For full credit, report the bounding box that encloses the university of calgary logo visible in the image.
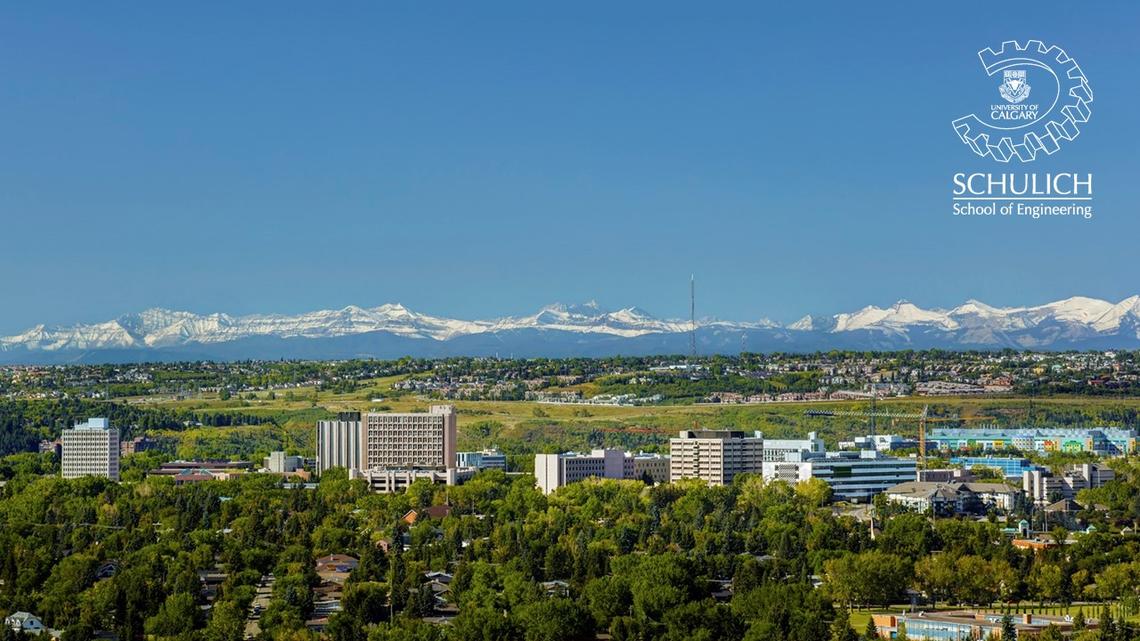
[952,40,1093,163]
[999,70,1031,103]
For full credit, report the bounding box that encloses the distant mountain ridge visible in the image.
[2,295,1139,363]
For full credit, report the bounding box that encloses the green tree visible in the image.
[830,609,859,641]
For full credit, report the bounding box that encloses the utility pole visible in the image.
[689,275,696,360]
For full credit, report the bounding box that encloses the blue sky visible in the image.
[1,2,1137,334]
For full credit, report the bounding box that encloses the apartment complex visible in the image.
[534,449,672,494]
[669,430,764,485]
[885,480,1021,515]
[929,427,1137,456]
[362,405,457,470]
[61,418,120,481]
[316,412,363,474]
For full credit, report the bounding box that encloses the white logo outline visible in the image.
[952,40,1093,163]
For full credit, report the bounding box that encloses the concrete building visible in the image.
[839,433,918,452]
[1023,463,1115,505]
[626,452,671,484]
[316,412,363,474]
[929,427,1137,456]
[669,430,764,485]
[120,434,163,457]
[762,432,825,462]
[533,449,671,494]
[535,449,626,494]
[762,450,916,503]
[61,418,120,481]
[264,451,303,473]
[456,448,507,470]
[363,405,457,470]
[351,467,474,494]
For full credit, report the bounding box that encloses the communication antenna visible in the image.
[689,275,696,360]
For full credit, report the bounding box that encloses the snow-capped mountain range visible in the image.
[2,296,1139,363]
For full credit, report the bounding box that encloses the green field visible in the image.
[118,375,1140,464]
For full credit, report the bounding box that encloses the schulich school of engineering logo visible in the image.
[952,39,1093,163]
[950,39,1096,221]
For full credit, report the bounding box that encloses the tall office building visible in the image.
[316,412,363,474]
[362,405,457,470]
[61,418,120,481]
[669,430,764,485]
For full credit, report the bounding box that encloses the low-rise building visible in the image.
[885,480,1021,515]
[456,449,507,470]
[535,449,626,495]
[1023,463,1114,505]
[4,611,46,635]
[350,467,475,493]
[874,611,1091,640]
[264,451,303,474]
[763,450,916,503]
[930,427,1136,456]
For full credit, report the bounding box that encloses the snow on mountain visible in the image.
[3,295,1140,359]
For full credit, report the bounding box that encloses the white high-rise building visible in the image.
[61,418,120,481]
[669,430,764,485]
[316,412,363,474]
[362,405,457,470]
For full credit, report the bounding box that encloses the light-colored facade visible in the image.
[61,418,120,481]
[669,430,764,485]
[762,432,825,462]
[534,449,671,494]
[1023,463,1114,505]
[626,452,671,484]
[351,467,474,493]
[316,412,363,474]
[762,450,916,503]
[535,449,626,494]
[363,405,457,470]
[264,451,303,473]
[456,448,507,470]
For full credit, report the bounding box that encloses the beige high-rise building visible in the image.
[362,405,457,470]
[669,429,763,485]
[61,418,120,481]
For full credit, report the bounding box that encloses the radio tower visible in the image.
[689,275,696,360]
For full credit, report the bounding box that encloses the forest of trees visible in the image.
[5,457,1140,641]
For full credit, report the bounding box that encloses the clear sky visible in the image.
[1,2,1137,334]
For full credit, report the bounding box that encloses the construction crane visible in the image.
[805,403,996,469]
[805,402,931,467]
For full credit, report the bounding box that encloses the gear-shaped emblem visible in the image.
[952,40,1093,163]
